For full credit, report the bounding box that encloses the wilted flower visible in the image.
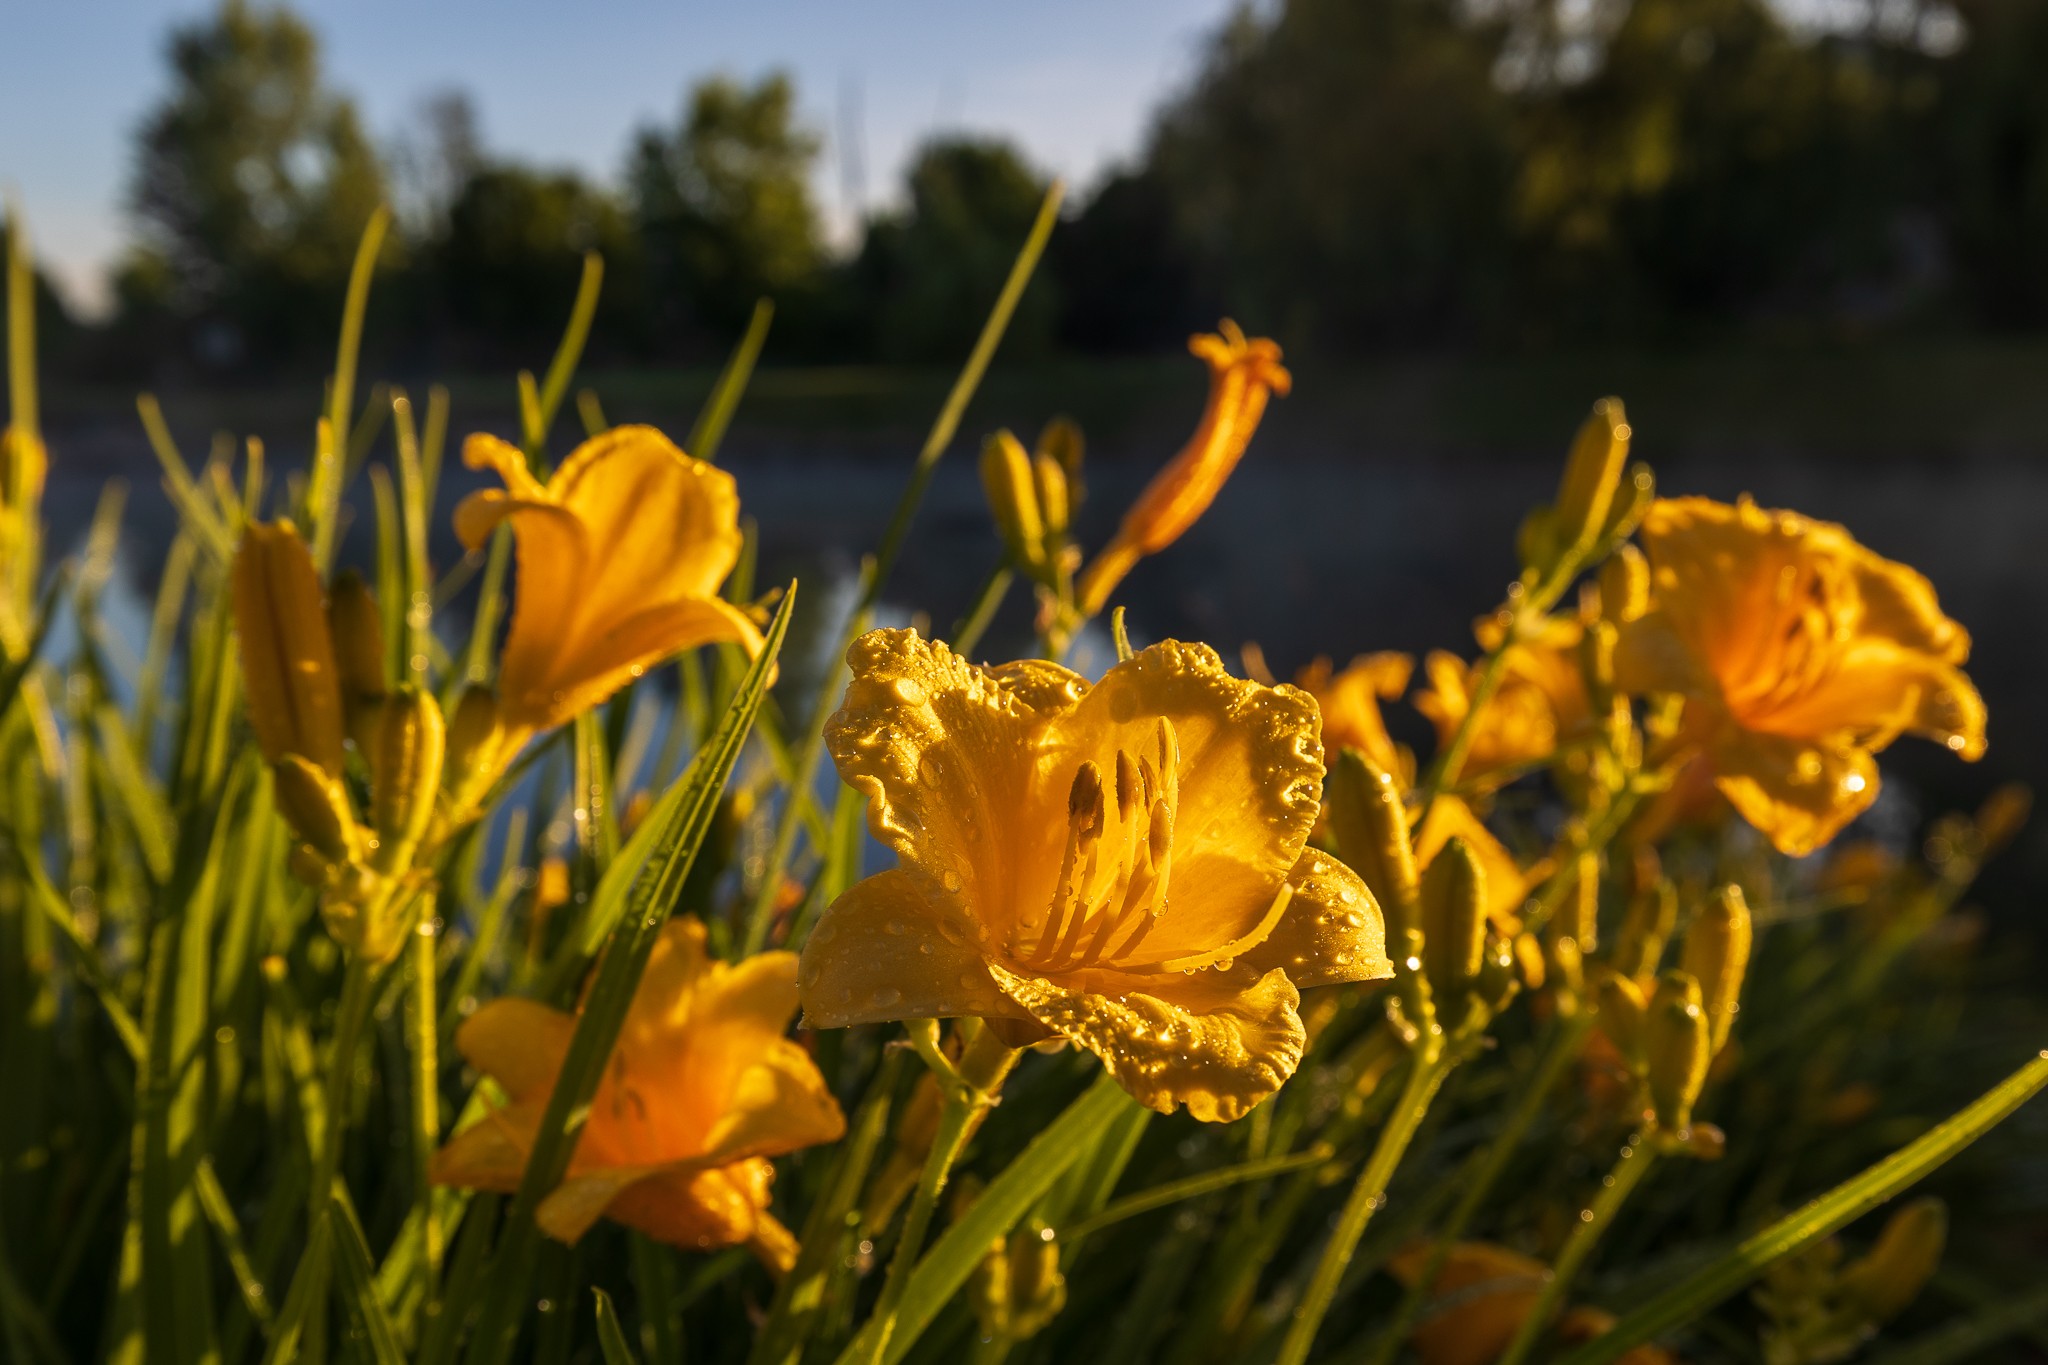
[1616,497,1985,856]
[454,425,765,741]
[799,630,1391,1122]
[432,917,845,1269]
[1297,652,1415,786]
[1075,323,1290,616]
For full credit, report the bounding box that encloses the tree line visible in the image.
[26,0,2048,378]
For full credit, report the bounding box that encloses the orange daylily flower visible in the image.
[1415,616,1589,789]
[1615,497,1985,857]
[1389,1241,1679,1365]
[1075,323,1290,616]
[454,425,765,739]
[798,630,1391,1123]
[1297,653,1415,787]
[431,917,844,1269]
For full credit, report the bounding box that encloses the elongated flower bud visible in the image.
[1033,453,1070,539]
[1681,885,1752,1055]
[971,1220,1066,1341]
[1647,970,1710,1134]
[272,754,356,863]
[328,569,387,703]
[1560,849,1600,955]
[1600,464,1656,543]
[1599,543,1650,623]
[1594,968,1647,1070]
[1614,879,1678,982]
[1974,783,2031,857]
[371,685,446,873]
[1554,398,1631,559]
[1838,1198,1946,1324]
[980,431,1047,574]
[1421,836,1486,1004]
[1037,415,1084,498]
[233,520,346,778]
[1326,749,1420,948]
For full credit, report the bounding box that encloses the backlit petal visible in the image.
[453,998,576,1101]
[1414,797,1541,928]
[800,868,1014,1027]
[699,1039,850,1163]
[1713,728,1878,858]
[430,1101,541,1193]
[547,426,742,604]
[507,596,765,733]
[603,1160,774,1254]
[1058,641,1323,962]
[987,959,1304,1123]
[1238,848,1393,989]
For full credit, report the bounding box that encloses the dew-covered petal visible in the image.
[1236,848,1392,989]
[987,959,1304,1123]
[825,630,1044,927]
[1712,728,1879,858]
[799,868,1014,1027]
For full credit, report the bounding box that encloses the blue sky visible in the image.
[0,0,1238,315]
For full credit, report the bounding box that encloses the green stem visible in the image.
[409,924,444,1314]
[1276,1040,1455,1365]
[858,1023,1018,1365]
[949,565,1014,659]
[1362,1011,1597,1365]
[1497,1136,1659,1365]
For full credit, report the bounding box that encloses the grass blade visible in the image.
[687,297,774,464]
[592,1288,638,1365]
[1556,1050,2048,1365]
[331,1191,406,1365]
[462,585,796,1365]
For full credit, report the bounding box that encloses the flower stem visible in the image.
[859,1022,1019,1365]
[1276,1039,1455,1365]
[949,565,1014,659]
[1360,1010,1596,1365]
[1496,1134,1660,1365]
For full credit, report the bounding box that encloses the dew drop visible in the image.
[941,869,963,892]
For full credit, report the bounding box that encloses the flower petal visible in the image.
[453,998,576,1101]
[1058,641,1324,962]
[1237,848,1392,989]
[987,960,1304,1123]
[825,630,1045,929]
[1299,653,1413,784]
[601,1159,775,1254]
[1613,607,1716,699]
[1848,539,1972,663]
[1414,797,1541,928]
[1712,728,1878,858]
[506,595,766,732]
[699,1039,849,1163]
[548,425,742,604]
[799,868,1015,1027]
[1752,641,1986,760]
[429,1101,541,1193]
[462,432,548,500]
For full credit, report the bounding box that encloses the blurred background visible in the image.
[7,0,2048,911]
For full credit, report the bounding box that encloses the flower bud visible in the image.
[442,684,510,820]
[232,520,346,778]
[1421,836,1487,1004]
[1680,885,1751,1056]
[1553,398,1631,560]
[272,754,357,864]
[1033,453,1070,539]
[1037,415,1084,497]
[1599,543,1651,624]
[971,1219,1068,1341]
[1838,1198,1946,1324]
[1594,968,1647,1071]
[1545,931,1583,1003]
[980,430,1048,575]
[371,685,445,873]
[1600,464,1656,543]
[1614,879,1678,982]
[1646,970,1710,1134]
[1325,749,1421,949]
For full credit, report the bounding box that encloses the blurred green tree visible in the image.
[850,136,1058,361]
[124,0,387,366]
[1935,0,2048,326]
[628,73,824,344]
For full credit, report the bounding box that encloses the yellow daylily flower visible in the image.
[1389,1242,1680,1365]
[1615,496,1986,857]
[453,425,765,741]
[431,917,844,1270]
[1297,653,1415,788]
[1415,616,1589,789]
[799,630,1391,1123]
[1075,323,1291,616]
